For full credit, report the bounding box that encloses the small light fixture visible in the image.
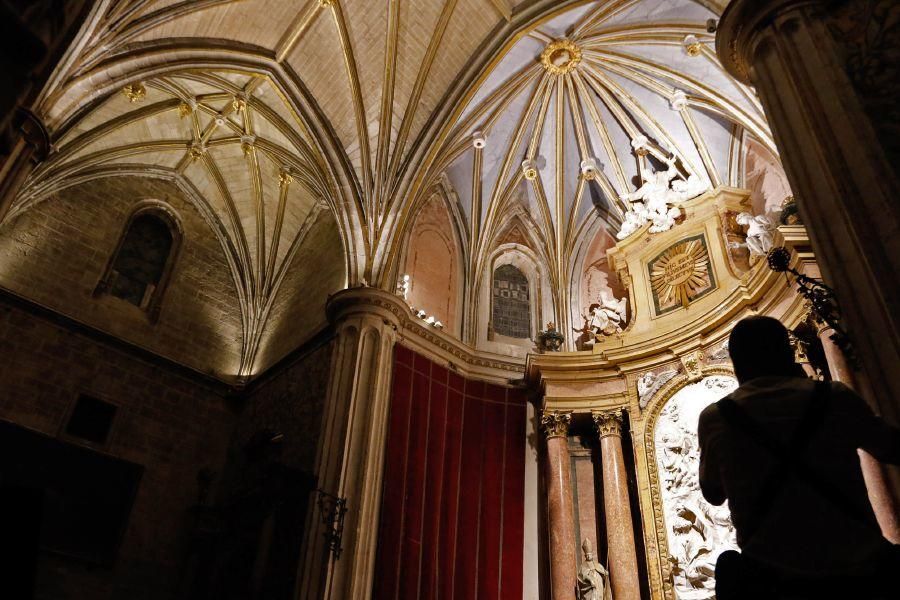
[631,135,650,157]
[580,158,599,180]
[522,159,538,180]
[683,35,702,57]
[670,90,688,111]
[472,131,486,149]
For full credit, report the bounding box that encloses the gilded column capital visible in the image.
[541,410,572,439]
[593,410,624,438]
[716,0,819,83]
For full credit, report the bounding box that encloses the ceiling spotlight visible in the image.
[522,159,538,180]
[631,135,650,156]
[670,90,688,111]
[472,131,486,149]
[683,34,702,57]
[580,158,599,180]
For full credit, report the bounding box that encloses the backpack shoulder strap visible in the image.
[715,382,856,540]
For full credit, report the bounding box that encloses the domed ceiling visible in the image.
[434,0,775,272]
[4,0,775,377]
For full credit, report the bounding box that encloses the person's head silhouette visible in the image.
[728,316,806,384]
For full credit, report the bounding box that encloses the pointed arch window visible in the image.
[96,203,181,320]
[492,264,531,339]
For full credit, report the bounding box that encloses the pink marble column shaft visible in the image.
[595,411,641,600]
[542,411,577,600]
[817,324,900,543]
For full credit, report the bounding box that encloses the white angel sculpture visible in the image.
[585,291,628,342]
[729,211,777,256]
[617,155,709,239]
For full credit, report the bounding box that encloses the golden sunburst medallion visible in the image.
[649,236,715,313]
[541,39,582,75]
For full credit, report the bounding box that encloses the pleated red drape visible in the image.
[374,345,527,600]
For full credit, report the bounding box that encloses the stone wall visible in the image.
[0,176,244,379]
[0,299,237,600]
[183,338,334,600]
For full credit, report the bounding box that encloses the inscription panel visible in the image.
[648,234,716,315]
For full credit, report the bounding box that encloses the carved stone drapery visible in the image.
[653,376,739,599]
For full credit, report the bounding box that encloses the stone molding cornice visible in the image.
[541,410,572,439]
[593,410,624,438]
[716,0,819,83]
[326,287,525,383]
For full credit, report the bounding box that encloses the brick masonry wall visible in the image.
[0,300,238,600]
[0,176,244,379]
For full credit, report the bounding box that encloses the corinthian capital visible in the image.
[593,410,624,438]
[541,410,572,439]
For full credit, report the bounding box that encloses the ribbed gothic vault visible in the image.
[3,0,777,379]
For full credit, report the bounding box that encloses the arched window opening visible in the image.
[492,264,531,339]
[97,208,180,319]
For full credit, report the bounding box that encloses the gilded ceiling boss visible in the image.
[0,1,896,599]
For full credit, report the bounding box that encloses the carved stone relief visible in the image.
[654,376,739,599]
[638,369,679,410]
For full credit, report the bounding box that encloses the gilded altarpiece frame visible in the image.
[647,234,717,316]
[631,366,736,600]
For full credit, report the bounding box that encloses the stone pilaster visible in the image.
[297,287,403,600]
[717,0,900,423]
[0,109,49,222]
[541,410,577,600]
[594,410,640,600]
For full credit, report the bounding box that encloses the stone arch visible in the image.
[400,191,464,336]
[95,199,183,321]
[570,217,629,348]
[640,366,738,600]
[477,243,551,357]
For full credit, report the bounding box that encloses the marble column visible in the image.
[541,410,576,600]
[717,0,900,423]
[816,321,900,543]
[297,287,402,600]
[594,410,640,600]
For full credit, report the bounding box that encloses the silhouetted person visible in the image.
[698,316,900,599]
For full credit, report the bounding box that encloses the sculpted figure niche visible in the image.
[578,262,628,347]
[654,377,739,599]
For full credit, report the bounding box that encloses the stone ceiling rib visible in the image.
[17,0,759,374]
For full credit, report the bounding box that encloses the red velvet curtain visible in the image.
[374,345,527,599]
